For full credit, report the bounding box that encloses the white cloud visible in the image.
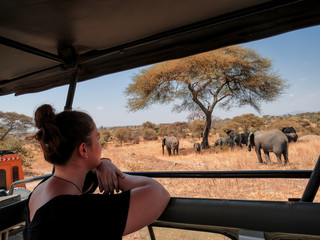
[97,106,104,110]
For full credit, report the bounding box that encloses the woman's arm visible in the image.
[119,174,170,236]
[93,158,170,234]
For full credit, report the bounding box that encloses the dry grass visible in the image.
[24,137,320,240]
[101,137,320,201]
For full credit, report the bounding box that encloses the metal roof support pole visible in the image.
[64,66,80,111]
[0,36,63,63]
[300,155,320,202]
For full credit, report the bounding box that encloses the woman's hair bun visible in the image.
[34,104,56,129]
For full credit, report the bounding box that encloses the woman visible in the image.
[24,104,170,239]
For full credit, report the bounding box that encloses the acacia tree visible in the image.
[0,111,33,141]
[125,46,286,148]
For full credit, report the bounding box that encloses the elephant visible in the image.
[247,129,288,164]
[282,127,298,142]
[240,131,250,146]
[193,143,201,153]
[214,137,234,149]
[162,136,179,156]
[225,130,242,148]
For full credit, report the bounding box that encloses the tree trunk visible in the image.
[201,113,212,149]
[0,127,12,141]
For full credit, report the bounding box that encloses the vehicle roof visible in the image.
[0,0,319,96]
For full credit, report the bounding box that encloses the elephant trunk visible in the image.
[248,145,251,152]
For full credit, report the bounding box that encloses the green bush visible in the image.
[0,136,34,168]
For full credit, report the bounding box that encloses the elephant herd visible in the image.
[162,127,298,164]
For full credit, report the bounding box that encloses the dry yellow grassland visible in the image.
[26,137,320,201]
[24,137,320,240]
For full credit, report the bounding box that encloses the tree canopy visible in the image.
[125,45,286,148]
[0,111,33,141]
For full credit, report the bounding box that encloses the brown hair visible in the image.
[33,104,94,165]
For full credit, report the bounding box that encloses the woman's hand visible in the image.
[94,158,124,194]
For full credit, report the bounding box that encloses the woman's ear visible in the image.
[78,143,88,158]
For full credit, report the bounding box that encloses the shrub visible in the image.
[99,129,112,147]
[157,124,170,137]
[0,136,34,168]
[171,122,189,138]
[131,129,141,144]
[142,121,156,130]
[190,120,205,138]
[113,128,132,146]
[141,128,158,141]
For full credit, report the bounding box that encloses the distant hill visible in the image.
[283,110,306,115]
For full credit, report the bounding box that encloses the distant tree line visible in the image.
[99,111,320,146]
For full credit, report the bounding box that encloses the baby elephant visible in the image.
[193,143,201,153]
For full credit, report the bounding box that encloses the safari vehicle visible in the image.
[0,151,28,239]
[0,150,26,191]
[1,0,320,239]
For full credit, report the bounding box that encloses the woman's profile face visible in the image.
[87,124,102,168]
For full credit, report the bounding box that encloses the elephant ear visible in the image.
[225,129,232,135]
[249,132,255,146]
[290,127,296,133]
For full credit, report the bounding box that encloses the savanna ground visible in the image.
[23,136,320,240]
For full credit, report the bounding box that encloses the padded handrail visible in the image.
[156,197,320,236]
[127,170,312,179]
[0,199,26,232]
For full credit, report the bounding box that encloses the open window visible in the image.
[12,166,19,183]
[0,169,6,190]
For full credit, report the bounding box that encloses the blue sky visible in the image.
[0,25,319,127]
